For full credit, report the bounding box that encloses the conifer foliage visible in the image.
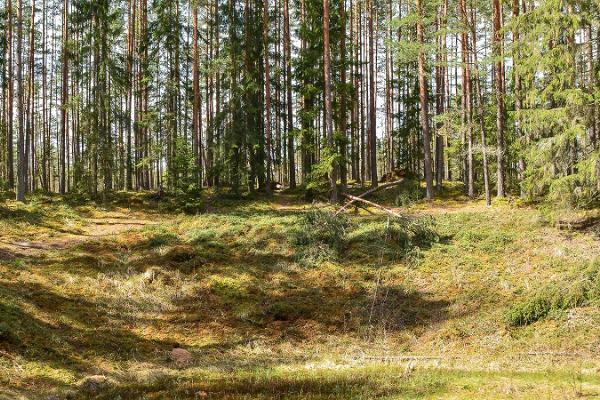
[0,0,598,206]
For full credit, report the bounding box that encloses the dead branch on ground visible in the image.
[335,179,404,216]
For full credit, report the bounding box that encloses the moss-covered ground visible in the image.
[1,185,600,399]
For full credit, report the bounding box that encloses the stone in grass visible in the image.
[170,347,193,367]
[76,375,115,394]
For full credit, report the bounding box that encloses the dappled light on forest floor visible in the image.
[1,190,600,398]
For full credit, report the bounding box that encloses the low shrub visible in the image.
[293,210,350,266]
[505,292,555,327]
[507,260,600,327]
[347,216,438,264]
[138,226,179,249]
[0,321,16,343]
[393,178,423,206]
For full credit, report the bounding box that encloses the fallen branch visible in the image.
[340,192,404,219]
[556,216,600,231]
[360,355,445,361]
[525,351,578,357]
[335,180,404,215]
[353,202,377,215]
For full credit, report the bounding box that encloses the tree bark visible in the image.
[493,0,506,197]
[368,0,378,187]
[16,0,26,201]
[323,0,337,202]
[416,0,434,200]
[264,0,273,194]
[59,0,68,195]
[283,0,295,188]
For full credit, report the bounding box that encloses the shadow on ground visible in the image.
[0,203,452,399]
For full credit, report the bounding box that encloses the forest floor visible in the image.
[1,185,600,399]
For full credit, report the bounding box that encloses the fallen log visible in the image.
[335,179,404,216]
[340,192,404,219]
[556,216,600,231]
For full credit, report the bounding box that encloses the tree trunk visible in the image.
[339,0,348,190]
[192,4,202,187]
[59,0,68,195]
[283,0,295,188]
[368,0,378,187]
[6,0,14,189]
[470,8,491,206]
[16,0,26,201]
[416,0,433,200]
[493,0,506,197]
[126,0,135,190]
[435,0,448,191]
[459,0,473,198]
[264,0,273,194]
[27,0,35,192]
[512,0,525,197]
[323,0,337,202]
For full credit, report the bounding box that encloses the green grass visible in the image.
[1,187,600,399]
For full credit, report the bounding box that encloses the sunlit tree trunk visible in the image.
[59,0,68,195]
[323,0,337,202]
[416,0,433,200]
[6,0,14,189]
[493,0,506,197]
[368,0,377,187]
[283,0,295,188]
[16,0,26,201]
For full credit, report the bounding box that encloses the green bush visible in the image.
[345,216,438,264]
[406,216,438,247]
[293,210,349,266]
[265,301,309,321]
[138,226,179,248]
[505,293,554,327]
[0,321,17,343]
[393,178,423,206]
[507,263,600,327]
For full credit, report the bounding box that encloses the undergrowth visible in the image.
[506,260,600,326]
[2,190,600,398]
[293,210,350,266]
[293,210,439,267]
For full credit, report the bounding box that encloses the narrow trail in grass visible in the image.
[0,210,159,257]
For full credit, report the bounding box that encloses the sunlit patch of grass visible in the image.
[0,195,86,241]
[91,365,600,399]
[2,190,600,398]
[97,364,451,399]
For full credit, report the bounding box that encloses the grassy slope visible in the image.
[1,187,599,399]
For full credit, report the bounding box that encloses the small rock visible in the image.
[77,375,114,394]
[142,267,162,284]
[170,347,193,366]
